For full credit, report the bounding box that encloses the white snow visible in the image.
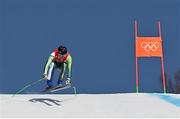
[0,93,180,118]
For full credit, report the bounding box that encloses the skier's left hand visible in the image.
[66,78,71,85]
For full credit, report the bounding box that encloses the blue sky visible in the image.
[0,0,180,94]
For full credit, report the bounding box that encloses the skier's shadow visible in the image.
[29,98,61,106]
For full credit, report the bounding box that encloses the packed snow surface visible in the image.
[0,93,180,118]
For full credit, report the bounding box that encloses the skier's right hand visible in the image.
[42,74,48,80]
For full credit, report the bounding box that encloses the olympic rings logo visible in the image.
[141,41,160,52]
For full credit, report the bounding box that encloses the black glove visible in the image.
[42,74,48,80]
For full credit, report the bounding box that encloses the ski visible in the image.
[50,85,71,92]
[41,85,71,93]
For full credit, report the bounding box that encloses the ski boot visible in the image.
[57,79,63,87]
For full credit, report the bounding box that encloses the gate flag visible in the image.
[136,37,163,57]
[135,20,166,94]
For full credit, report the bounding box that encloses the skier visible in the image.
[42,45,72,90]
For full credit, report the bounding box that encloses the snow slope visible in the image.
[0,93,180,118]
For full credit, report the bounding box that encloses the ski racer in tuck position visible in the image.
[42,45,72,90]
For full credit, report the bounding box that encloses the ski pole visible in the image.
[12,78,44,97]
[73,86,77,96]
